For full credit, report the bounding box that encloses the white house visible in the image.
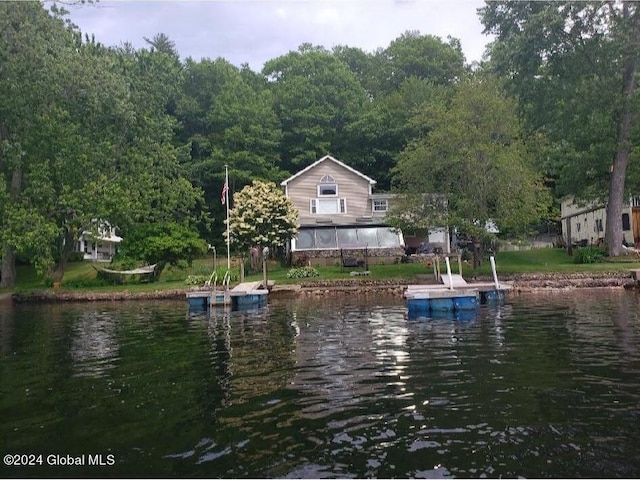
[560,196,640,247]
[76,222,122,262]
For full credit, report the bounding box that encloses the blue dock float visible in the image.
[480,288,507,304]
[186,291,212,310]
[404,281,510,320]
[230,289,268,309]
[405,288,479,314]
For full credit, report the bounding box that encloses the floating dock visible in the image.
[187,280,271,311]
[404,255,509,319]
[229,281,268,309]
[186,290,230,309]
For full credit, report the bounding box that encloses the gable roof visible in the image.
[280,155,377,186]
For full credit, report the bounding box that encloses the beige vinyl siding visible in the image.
[560,196,633,245]
[287,162,372,225]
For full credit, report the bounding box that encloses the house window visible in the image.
[595,219,603,232]
[318,184,337,196]
[296,229,315,249]
[316,228,337,248]
[310,198,346,214]
[622,213,631,230]
[318,174,337,196]
[373,199,388,212]
[294,226,403,251]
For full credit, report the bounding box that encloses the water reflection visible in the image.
[2,292,640,478]
[70,311,118,377]
[289,302,409,420]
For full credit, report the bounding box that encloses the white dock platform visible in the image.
[405,280,511,307]
[405,281,512,295]
[229,281,266,296]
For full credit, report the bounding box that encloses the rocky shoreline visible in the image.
[4,271,638,304]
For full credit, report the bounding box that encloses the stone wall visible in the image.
[292,247,406,267]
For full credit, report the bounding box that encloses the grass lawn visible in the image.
[2,247,640,294]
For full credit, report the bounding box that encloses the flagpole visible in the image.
[225,164,231,272]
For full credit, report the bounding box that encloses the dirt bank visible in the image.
[6,271,638,304]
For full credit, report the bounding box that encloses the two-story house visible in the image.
[76,221,122,262]
[281,155,447,266]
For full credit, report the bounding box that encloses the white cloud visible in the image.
[66,0,493,70]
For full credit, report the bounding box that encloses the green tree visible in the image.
[0,3,204,286]
[481,1,640,256]
[393,75,550,263]
[375,31,466,96]
[332,45,380,98]
[116,222,208,279]
[262,44,368,171]
[0,2,90,286]
[227,180,298,255]
[177,58,284,244]
[348,77,452,190]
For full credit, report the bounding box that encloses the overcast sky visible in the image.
[66,0,493,72]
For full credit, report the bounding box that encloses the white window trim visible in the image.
[310,197,347,214]
[320,174,335,183]
[317,184,338,197]
[373,199,388,213]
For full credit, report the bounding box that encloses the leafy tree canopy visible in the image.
[480,0,640,255]
[117,222,208,278]
[262,44,368,172]
[393,74,550,238]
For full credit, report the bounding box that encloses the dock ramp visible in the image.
[230,281,265,295]
[441,274,468,288]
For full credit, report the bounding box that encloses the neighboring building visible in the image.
[280,155,448,266]
[560,196,640,247]
[76,222,122,262]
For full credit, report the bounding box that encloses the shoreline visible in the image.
[5,271,638,304]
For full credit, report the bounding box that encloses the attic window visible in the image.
[318,175,337,196]
[318,184,337,196]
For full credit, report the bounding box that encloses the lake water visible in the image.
[1,290,640,478]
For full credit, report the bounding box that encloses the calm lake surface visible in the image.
[1,290,640,478]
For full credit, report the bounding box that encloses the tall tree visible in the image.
[481,1,640,256]
[348,77,452,190]
[0,4,204,285]
[393,75,550,264]
[374,31,466,96]
[262,44,368,171]
[177,58,284,245]
[0,2,80,286]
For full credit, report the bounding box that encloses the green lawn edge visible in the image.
[2,248,640,295]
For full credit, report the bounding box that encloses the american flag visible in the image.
[221,179,228,205]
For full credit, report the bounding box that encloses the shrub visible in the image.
[574,246,605,264]
[184,269,240,285]
[184,275,208,286]
[286,266,320,279]
[68,251,85,262]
